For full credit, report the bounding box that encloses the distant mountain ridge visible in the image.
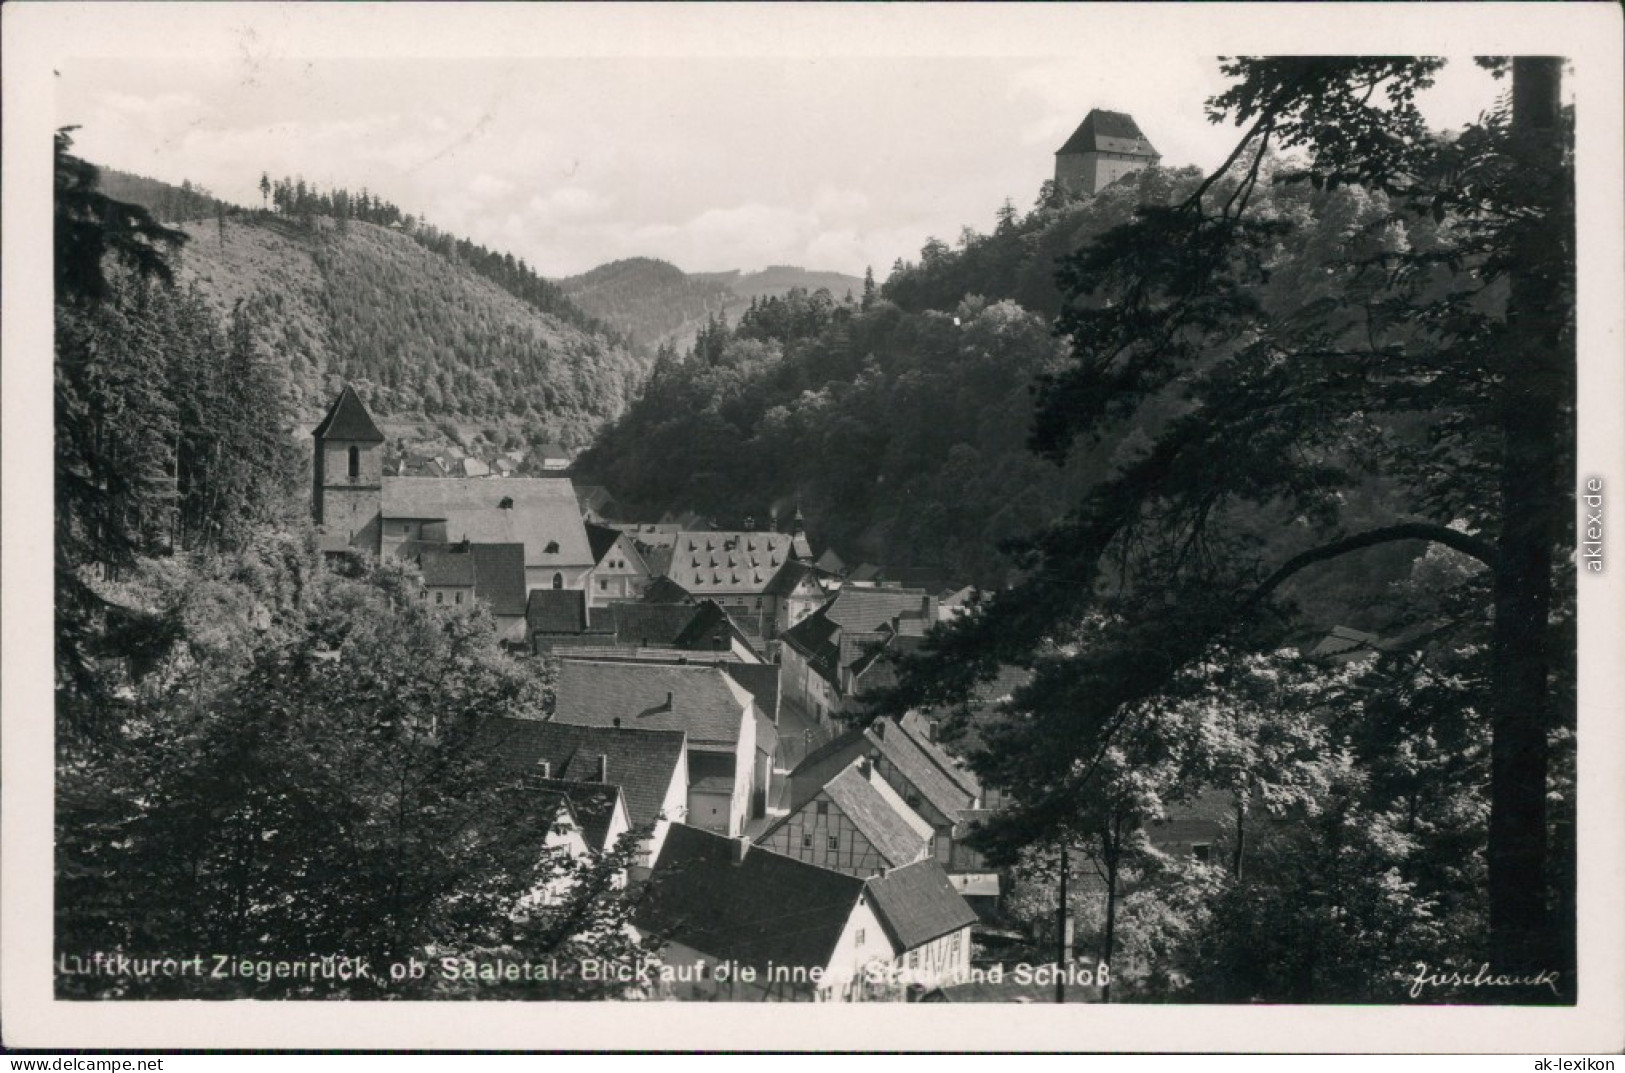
[562,258,863,354]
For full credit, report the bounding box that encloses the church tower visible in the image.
[1054,109,1161,197]
[311,384,385,553]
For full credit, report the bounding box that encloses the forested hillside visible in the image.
[97,171,650,453]
[575,160,1438,601]
[562,258,864,354]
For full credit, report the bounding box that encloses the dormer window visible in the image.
[500,496,514,509]
[545,540,560,554]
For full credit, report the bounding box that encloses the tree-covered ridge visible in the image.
[575,160,1445,596]
[166,209,648,447]
[562,258,866,356]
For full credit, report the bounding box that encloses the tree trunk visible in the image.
[1487,56,1566,973]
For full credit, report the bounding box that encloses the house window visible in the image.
[802,834,813,849]
[855,929,865,947]
[434,592,443,605]
[908,950,918,969]
[552,573,563,589]
[827,835,839,851]
[600,579,608,591]
[815,801,829,816]
[1192,843,1212,863]
[454,592,463,605]
[347,446,359,478]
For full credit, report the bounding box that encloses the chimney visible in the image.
[872,720,886,741]
[537,760,551,779]
[732,837,750,865]
[612,716,622,729]
[665,690,674,711]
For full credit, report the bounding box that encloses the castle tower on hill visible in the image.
[311,383,386,552]
[1054,108,1161,197]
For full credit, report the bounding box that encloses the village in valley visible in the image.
[50,44,1583,1016]
[293,113,1237,1002]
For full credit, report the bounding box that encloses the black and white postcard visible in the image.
[3,1,1622,1054]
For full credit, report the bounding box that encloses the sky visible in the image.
[53,10,1512,280]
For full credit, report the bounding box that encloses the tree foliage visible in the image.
[881,58,1574,996]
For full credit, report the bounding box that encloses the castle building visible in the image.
[311,386,595,633]
[1054,108,1160,197]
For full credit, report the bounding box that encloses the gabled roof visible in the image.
[585,522,624,566]
[382,478,592,569]
[817,764,931,867]
[719,662,779,723]
[672,600,758,656]
[468,543,527,617]
[825,588,937,632]
[814,549,846,575]
[528,589,591,634]
[312,385,385,443]
[864,858,978,952]
[475,716,686,833]
[556,660,754,749]
[636,825,866,975]
[533,777,625,852]
[1056,108,1159,159]
[790,721,976,820]
[670,531,797,595]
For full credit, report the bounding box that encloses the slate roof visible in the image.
[672,600,757,655]
[814,549,846,575]
[532,777,625,852]
[555,660,754,750]
[670,531,797,595]
[864,858,978,952]
[474,716,686,833]
[419,548,476,586]
[641,545,675,579]
[719,662,780,724]
[528,589,591,634]
[381,477,592,569]
[636,824,867,976]
[1056,108,1160,159]
[312,385,385,443]
[468,543,527,617]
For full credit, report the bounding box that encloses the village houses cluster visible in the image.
[298,110,1222,1003]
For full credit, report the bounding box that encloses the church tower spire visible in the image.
[312,384,386,553]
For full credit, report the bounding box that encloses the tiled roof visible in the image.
[418,548,476,586]
[637,577,695,606]
[814,549,846,575]
[468,543,527,617]
[819,764,930,867]
[636,824,866,976]
[555,660,754,749]
[864,858,978,952]
[528,589,590,634]
[672,601,755,655]
[533,777,625,852]
[670,531,797,595]
[312,385,385,443]
[474,716,685,833]
[641,546,675,578]
[381,478,592,569]
[1056,108,1159,159]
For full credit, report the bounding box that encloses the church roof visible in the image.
[382,477,592,569]
[1056,109,1159,159]
[312,385,385,443]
